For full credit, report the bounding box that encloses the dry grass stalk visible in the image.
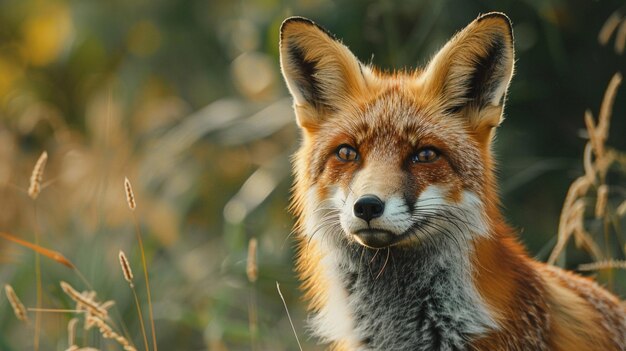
[119,251,134,286]
[100,300,115,311]
[67,317,78,347]
[578,259,626,272]
[276,282,303,351]
[617,200,626,217]
[60,281,108,319]
[597,73,621,143]
[28,151,48,199]
[615,19,626,54]
[599,7,626,54]
[582,141,595,183]
[247,238,259,350]
[124,177,136,211]
[548,177,591,265]
[87,316,137,351]
[572,227,603,262]
[549,73,623,265]
[247,238,258,283]
[595,185,609,218]
[119,250,150,351]
[598,11,623,45]
[124,178,157,351]
[4,284,28,322]
[0,232,75,269]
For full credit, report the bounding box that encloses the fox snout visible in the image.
[352,194,385,222]
[340,183,415,249]
[351,194,392,248]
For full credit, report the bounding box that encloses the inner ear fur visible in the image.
[422,12,515,132]
[279,17,369,129]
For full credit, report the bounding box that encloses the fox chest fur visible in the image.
[308,238,550,351]
[279,13,626,351]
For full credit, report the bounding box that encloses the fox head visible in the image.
[281,13,514,250]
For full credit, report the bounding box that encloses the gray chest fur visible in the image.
[335,246,496,351]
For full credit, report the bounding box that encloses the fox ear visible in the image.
[280,17,368,129]
[422,12,514,131]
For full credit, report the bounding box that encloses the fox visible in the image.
[278,12,626,351]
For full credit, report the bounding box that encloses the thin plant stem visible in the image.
[248,285,258,351]
[132,213,157,351]
[276,282,302,351]
[27,308,83,313]
[33,203,42,351]
[131,286,150,351]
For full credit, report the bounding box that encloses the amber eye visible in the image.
[336,144,359,162]
[411,147,440,163]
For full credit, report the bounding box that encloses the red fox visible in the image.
[279,12,626,351]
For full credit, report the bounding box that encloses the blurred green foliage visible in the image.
[0,0,625,350]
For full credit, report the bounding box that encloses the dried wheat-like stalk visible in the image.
[124,177,136,211]
[615,19,626,54]
[247,238,259,350]
[124,177,157,351]
[4,284,28,322]
[549,73,623,265]
[548,177,591,264]
[0,231,75,269]
[28,151,48,199]
[119,250,149,351]
[595,185,609,218]
[578,259,626,271]
[598,73,621,143]
[119,251,134,286]
[247,238,258,283]
[582,141,595,183]
[567,200,602,261]
[598,10,623,45]
[100,300,115,311]
[599,6,626,54]
[87,316,137,351]
[67,317,78,347]
[617,200,626,217]
[60,281,108,319]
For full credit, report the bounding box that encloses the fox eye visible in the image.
[336,144,359,162]
[411,147,440,163]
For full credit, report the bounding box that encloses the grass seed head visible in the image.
[247,238,258,282]
[86,316,137,351]
[4,284,28,322]
[124,177,136,210]
[118,250,134,286]
[28,151,48,200]
[60,281,107,319]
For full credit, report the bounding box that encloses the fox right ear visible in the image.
[279,17,369,129]
[421,13,515,133]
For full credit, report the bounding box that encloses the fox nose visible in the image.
[353,195,385,222]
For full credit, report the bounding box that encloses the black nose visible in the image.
[353,195,385,222]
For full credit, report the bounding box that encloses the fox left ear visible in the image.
[279,17,369,130]
[422,12,514,133]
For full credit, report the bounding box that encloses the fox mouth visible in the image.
[353,228,409,249]
[352,218,432,249]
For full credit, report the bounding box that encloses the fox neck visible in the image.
[327,238,498,350]
[296,191,524,350]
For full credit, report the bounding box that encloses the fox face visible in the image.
[280,14,626,351]
[281,14,514,251]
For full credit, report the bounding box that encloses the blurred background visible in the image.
[0,0,625,350]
